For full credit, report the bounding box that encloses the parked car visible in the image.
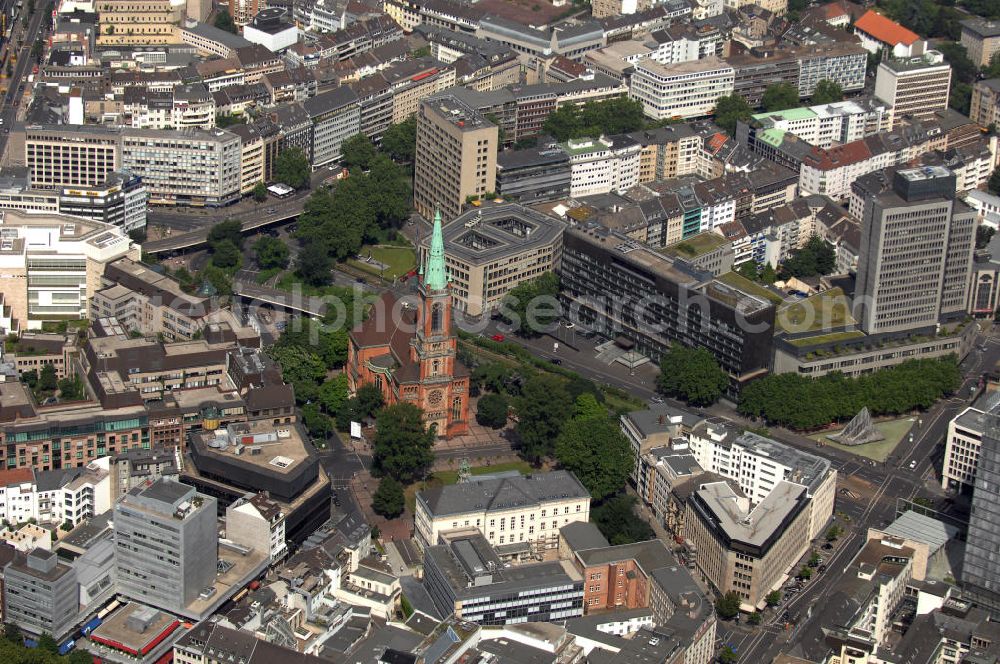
[491,334,505,342]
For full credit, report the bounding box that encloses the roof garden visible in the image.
[715,270,785,305]
[776,288,855,334]
[787,330,866,347]
[661,231,729,259]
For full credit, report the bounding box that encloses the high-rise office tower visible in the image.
[114,478,218,614]
[964,402,1000,614]
[853,166,975,335]
[413,94,498,221]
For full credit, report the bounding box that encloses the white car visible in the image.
[909,460,917,470]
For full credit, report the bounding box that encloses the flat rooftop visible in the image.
[661,231,730,260]
[423,202,565,264]
[90,603,181,655]
[692,480,809,550]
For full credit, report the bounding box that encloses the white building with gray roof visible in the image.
[414,470,590,552]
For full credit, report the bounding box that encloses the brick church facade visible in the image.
[346,211,470,438]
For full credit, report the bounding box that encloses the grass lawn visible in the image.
[715,271,785,305]
[662,231,729,259]
[788,330,866,347]
[777,288,854,334]
[348,245,417,281]
[808,416,916,462]
[405,461,536,512]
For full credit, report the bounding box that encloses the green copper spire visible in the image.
[424,208,447,291]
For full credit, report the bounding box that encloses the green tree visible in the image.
[718,645,738,664]
[715,591,742,619]
[808,551,821,567]
[363,154,412,231]
[977,226,996,250]
[268,344,325,403]
[515,373,573,463]
[984,52,1000,78]
[936,42,976,83]
[211,239,242,270]
[3,622,22,644]
[657,345,729,406]
[36,633,58,655]
[214,10,238,34]
[555,395,633,501]
[301,403,333,440]
[714,94,753,135]
[990,167,1000,195]
[318,373,350,415]
[296,243,332,286]
[373,402,435,483]
[355,383,385,419]
[811,79,843,104]
[68,650,95,664]
[372,476,405,518]
[297,178,373,260]
[748,611,763,625]
[208,219,243,249]
[798,565,813,580]
[341,133,377,172]
[56,376,83,401]
[541,97,647,141]
[779,235,836,278]
[500,272,560,337]
[39,363,57,392]
[766,590,782,607]
[762,83,800,112]
[253,181,268,202]
[274,147,311,189]
[591,494,654,545]
[381,117,417,163]
[476,392,509,428]
[253,235,290,270]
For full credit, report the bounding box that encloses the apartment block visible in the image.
[302,86,361,169]
[740,100,891,150]
[95,0,183,46]
[423,532,584,625]
[0,461,112,527]
[961,18,1000,68]
[58,171,148,234]
[0,209,137,331]
[563,135,641,198]
[414,470,591,551]
[225,492,287,563]
[3,548,78,640]
[685,480,813,610]
[971,79,1000,130]
[414,94,498,220]
[875,52,952,128]
[686,422,836,539]
[629,57,735,120]
[853,166,975,335]
[942,398,993,492]
[495,144,571,203]
[559,224,776,391]
[416,202,564,317]
[114,478,218,614]
[24,125,122,189]
[121,127,242,206]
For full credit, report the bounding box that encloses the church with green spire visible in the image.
[345,209,470,438]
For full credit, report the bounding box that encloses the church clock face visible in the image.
[428,390,443,406]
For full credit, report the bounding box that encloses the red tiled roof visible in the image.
[0,467,34,487]
[854,10,920,47]
[803,139,873,170]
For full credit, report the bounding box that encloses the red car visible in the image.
[491,334,505,342]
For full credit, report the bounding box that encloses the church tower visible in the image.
[411,209,468,436]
